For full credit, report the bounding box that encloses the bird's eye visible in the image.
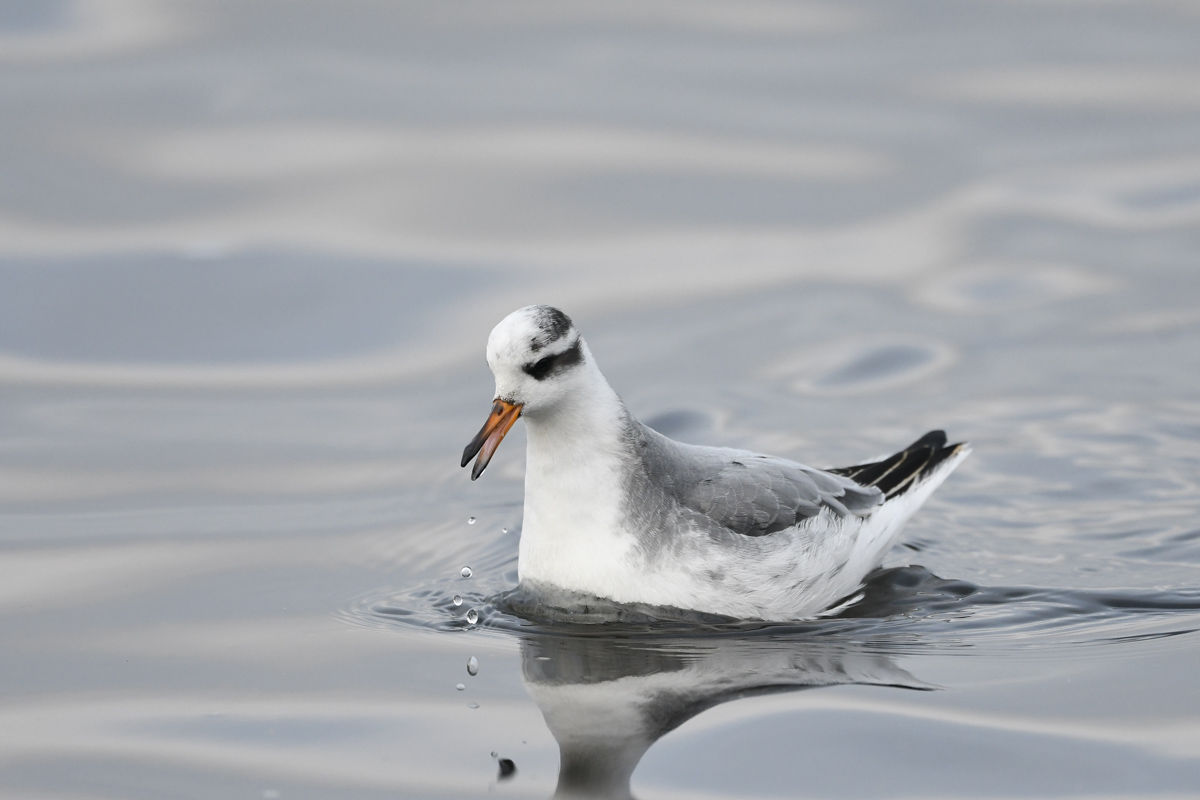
[525,354,556,380]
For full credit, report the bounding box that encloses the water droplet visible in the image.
[467,656,479,676]
[468,702,479,709]
[490,751,498,758]
[466,609,478,625]
[502,527,508,534]
[498,758,517,779]
[460,566,473,578]
[452,595,462,607]
[456,683,465,691]
[467,516,476,525]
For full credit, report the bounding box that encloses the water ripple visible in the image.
[340,564,1200,657]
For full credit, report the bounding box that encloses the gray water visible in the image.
[3,2,1200,798]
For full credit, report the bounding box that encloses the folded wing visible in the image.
[636,423,883,537]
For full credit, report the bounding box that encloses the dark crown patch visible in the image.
[529,306,574,352]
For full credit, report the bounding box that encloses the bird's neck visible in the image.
[524,368,629,468]
[518,367,642,595]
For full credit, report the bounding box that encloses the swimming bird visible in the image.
[461,305,968,621]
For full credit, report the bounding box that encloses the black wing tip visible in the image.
[830,430,968,500]
[909,430,947,450]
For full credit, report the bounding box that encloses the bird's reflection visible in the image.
[520,632,929,799]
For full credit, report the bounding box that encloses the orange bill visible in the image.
[461,399,523,480]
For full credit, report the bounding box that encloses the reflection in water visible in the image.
[520,633,928,799]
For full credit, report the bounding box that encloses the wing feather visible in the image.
[634,423,883,538]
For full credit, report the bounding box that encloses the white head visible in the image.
[486,305,589,415]
[462,305,596,479]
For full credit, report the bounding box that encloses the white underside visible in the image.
[518,441,970,621]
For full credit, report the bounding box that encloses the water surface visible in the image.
[2,1,1200,798]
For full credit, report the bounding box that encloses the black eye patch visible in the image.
[523,339,583,381]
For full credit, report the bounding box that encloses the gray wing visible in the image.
[634,423,883,537]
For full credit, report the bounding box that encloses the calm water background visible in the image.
[3,1,1200,798]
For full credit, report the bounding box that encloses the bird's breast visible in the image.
[517,434,645,598]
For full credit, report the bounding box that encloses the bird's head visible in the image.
[461,305,590,479]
